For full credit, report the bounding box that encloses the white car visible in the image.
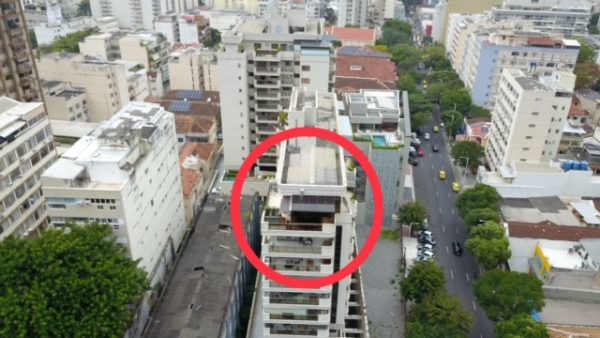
[440,122,445,128]
[411,138,421,145]
[418,243,434,251]
[424,133,430,140]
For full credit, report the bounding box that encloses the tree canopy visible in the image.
[451,141,484,168]
[406,292,474,338]
[398,202,428,230]
[411,111,432,130]
[464,208,502,228]
[574,63,600,90]
[440,110,464,137]
[469,105,491,118]
[440,89,472,114]
[389,44,422,72]
[496,314,550,338]
[474,270,545,321]
[426,70,463,88]
[0,223,148,337]
[424,82,448,103]
[37,28,98,55]
[466,221,511,270]
[398,74,418,93]
[400,261,446,303]
[409,93,435,114]
[422,45,452,71]
[456,184,501,218]
[203,28,222,48]
[379,20,413,46]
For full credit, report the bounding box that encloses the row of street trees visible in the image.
[454,184,549,337]
[400,261,473,338]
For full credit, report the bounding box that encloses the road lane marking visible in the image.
[439,206,442,214]
[466,273,470,282]
[448,193,451,199]
[455,228,459,234]
[436,191,439,197]
[429,154,432,158]
[451,209,455,215]
[472,301,477,312]
[450,269,454,280]
[442,225,445,232]
[431,164,434,169]
[446,246,449,254]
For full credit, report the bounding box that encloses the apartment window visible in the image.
[301,78,310,84]
[302,65,310,71]
[113,224,119,230]
[523,147,530,151]
[555,129,560,133]
[98,205,104,209]
[528,124,536,127]
[525,136,533,139]
[511,51,519,56]
[110,206,116,210]
[532,112,539,116]
[48,204,66,209]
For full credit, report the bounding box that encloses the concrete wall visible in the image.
[543,286,600,304]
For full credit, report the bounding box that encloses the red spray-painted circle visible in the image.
[230,127,384,289]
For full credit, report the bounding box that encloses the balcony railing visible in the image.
[270,245,322,254]
[269,313,318,321]
[269,296,320,305]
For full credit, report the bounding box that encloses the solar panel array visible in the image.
[176,90,204,101]
[169,101,192,112]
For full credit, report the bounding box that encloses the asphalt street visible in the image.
[412,107,496,338]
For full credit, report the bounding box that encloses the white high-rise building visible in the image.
[41,102,187,286]
[490,0,594,36]
[338,0,368,27]
[0,97,57,241]
[486,69,576,172]
[169,47,219,91]
[431,0,447,43]
[253,88,368,338]
[218,16,334,171]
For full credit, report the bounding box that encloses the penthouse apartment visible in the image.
[249,88,368,338]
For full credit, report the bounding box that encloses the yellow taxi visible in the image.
[452,182,461,192]
[439,170,446,180]
[433,125,439,133]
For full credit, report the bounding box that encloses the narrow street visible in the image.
[412,107,496,338]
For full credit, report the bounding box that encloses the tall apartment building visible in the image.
[41,102,187,285]
[37,53,147,123]
[431,0,447,43]
[218,16,334,171]
[338,0,368,27]
[78,32,125,61]
[490,0,594,36]
[446,13,489,72]
[0,1,43,102]
[119,32,170,84]
[486,69,575,172]
[460,26,580,108]
[41,81,90,122]
[440,0,503,45]
[90,0,196,31]
[252,88,368,337]
[0,97,57,240]
[169,47,219,91]
[212,0,259,14]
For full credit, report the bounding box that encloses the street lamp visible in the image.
[452,103,457,111]
[458,156,470,184]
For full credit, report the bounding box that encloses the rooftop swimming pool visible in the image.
[372,135,389,147]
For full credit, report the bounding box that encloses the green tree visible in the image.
[440,89,472,114]
[37,28,98,54]
[408,93,435,114]
[466,221,511,270]
[77,0,91,16]
[426,70,463,88]
[451,141,484,168]
[456,183,501,218]
[324,7,337,25]
[398,201,428,230]
[406,292,474,338]
[411,111,432,129]
[203,28,222,48]
[28,29,37,49]
[0,223,148,337]
[397,74,418,93]
[464,208,501,228]
[423,44,451,71]
[380,20,413,46]
[424,82,448,103]
[574,63,600,90]
[440,110,464,137]
[496,314,550,338]
[400,261,446,303]
[470,105,491,118]
[576,38,596,64]
[389,44,421,71]
[474,270,545,322]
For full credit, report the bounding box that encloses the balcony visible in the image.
[255,67,280,76]
[256,90,280,100]
[256,124,278,135]
[255,102,281,112]
[268,313,319,321]
[255,112,279,123]
[254,79,280,88]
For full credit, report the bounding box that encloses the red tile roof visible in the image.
[325,27,377,44]
[335,77,396,96]
[508,221,600,241]
[336,55,398,81]
[175,115,215,134]
[179,143,217,197]
[145,97,219,120]
[164,90,220,103]
[527,37,563,48]
[569,97,590,118]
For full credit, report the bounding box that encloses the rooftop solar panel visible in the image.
[169,101,192,112]
[176,90,204,101]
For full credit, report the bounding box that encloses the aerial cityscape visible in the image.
[1,0,600,337]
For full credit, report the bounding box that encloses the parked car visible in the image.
[417,250,434,257]
[419,230,433,237]
[415,128,424,136]
[432,144,439,152]
[433,125,439,133]
[409,158,419,166]
[439,170,447,180]
[418,148,425,157]
[452,241,463,256]
[440,122,445,128]
[422,218,429,229]
[424,133,430,140]
[412,138,421,145]
[419,237,436,246]
[452,182,462,192]
[410,141,421,150]
[417,255,433,261]
[418,243,434,251]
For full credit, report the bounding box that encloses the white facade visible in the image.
[212,0,259,13]
[169,47,219,91]
[34,17,118,45]
[78,32,124,61]
[42,81,91,122]
[41,102,187,285]
[491,0,594,36]
[0,98,57,241]
[431,0,447,43]
[119,32,170,83]
[487,69,576,171]
[157,0,198,13]
[154,13,180,44]
[37,53,133,123]
[90,0,158,30]
[255,89,368,337]
[218,16,334,171]
[338,0,368,27]
[445,13,487,70]
[459,25,580,108]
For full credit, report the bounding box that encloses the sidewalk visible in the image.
[446,139,478,189]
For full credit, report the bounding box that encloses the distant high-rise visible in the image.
[338,0,368,27]
[0,1,43,102]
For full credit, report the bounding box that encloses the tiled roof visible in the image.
[337,46,391,58]
[175,115,215,134]
[325,27,377,43]
[171,42,203,51]
[145,97,219,120]
[179,143,216,197]
[569,97,590,117]
[335,77,397,95]
[548,325,600,338]
[527,37,562,48]
[577,88,600,101]
[164,90,220,103]
[336,55,398,81]
[507,221,600,241]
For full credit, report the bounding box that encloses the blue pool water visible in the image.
[372,135,388,147]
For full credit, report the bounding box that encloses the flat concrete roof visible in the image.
[50,119,99,139]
